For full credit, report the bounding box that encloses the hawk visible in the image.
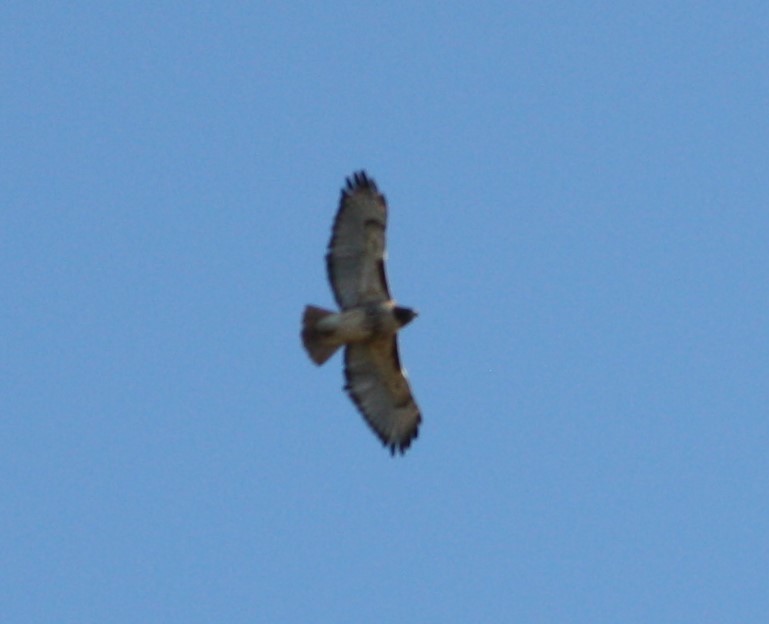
[301,171,421,455]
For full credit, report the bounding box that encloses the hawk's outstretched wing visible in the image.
[344,338,421,455]
[326,171,391,310]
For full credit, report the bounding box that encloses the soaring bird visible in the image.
[301,171,421,455]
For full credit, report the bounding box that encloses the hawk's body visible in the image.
[301,171,421,455]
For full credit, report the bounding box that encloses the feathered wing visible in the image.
[326,171,391,310]
[344,338,421,455]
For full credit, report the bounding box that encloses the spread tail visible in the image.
[301,305,341,365]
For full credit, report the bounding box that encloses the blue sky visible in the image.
[2,2,768,622]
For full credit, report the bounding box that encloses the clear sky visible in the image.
[3,2,768,622]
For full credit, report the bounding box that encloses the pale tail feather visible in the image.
[301,305,341,365]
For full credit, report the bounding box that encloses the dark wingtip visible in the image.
[344,170,378,194]
[385,421,420,456]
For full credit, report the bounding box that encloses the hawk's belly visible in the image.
[316,305,397,344]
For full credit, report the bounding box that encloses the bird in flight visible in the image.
[301,171,421,455]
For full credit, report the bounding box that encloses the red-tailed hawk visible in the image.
[301,171,421,455]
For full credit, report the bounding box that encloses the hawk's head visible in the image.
[393,306,418,328]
